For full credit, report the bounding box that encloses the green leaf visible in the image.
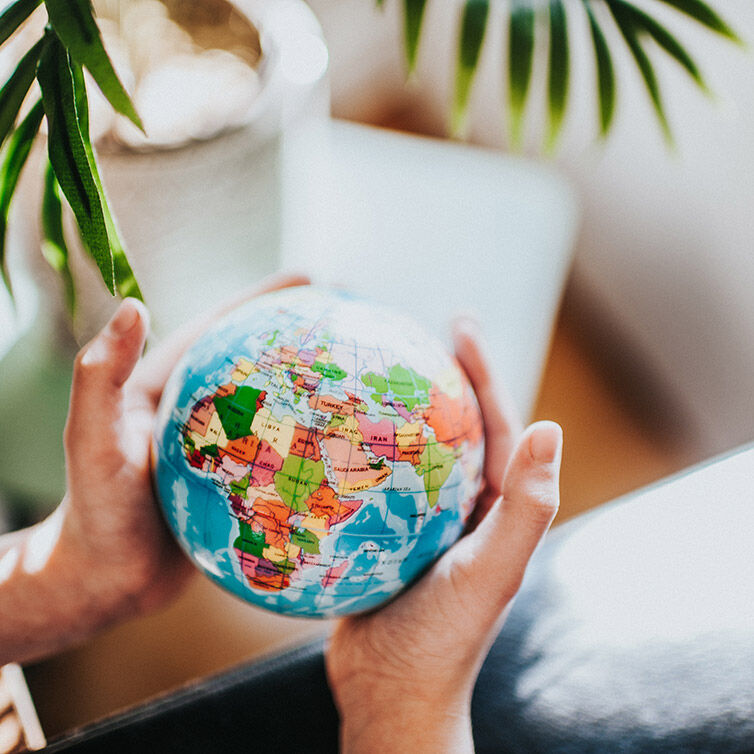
[37,32,114,293]
[546,0,569,151]
[608,1,672,143]
[111,237,141,300]
[71,55,88,133]
[403,0,428,74]
[71,60,141,300]
[508,0,535,149]
[0,97,44,295]
[613,0,708,92]
[0,36,44,151]
[44,0,143,130]
[0,0,41,46]
[654,0,743,44]
[583,2,615,137]
[452,0,489,136]
[41,159,75,315]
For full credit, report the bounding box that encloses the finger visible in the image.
[451,420,562,622]
[0,675,12,713]
[133,272,311,402]
[65,299,150,457]
[452,316,523,514]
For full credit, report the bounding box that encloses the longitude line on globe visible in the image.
[298,334,331,612]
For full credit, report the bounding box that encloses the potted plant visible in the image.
[0,0,330,510]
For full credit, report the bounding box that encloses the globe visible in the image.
[152,286,484,617]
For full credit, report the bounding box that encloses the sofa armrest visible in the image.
[42,642,338,753]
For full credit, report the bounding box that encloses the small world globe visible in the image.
[152,286,484,617]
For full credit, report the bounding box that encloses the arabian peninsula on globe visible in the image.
[153,286,484,617]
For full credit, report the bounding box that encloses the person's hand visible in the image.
[326,319,563,753]
[0,273,309,665]
[60,272,312,618]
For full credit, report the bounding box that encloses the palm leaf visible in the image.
[0,0,41,46]
[654,0,742,44]
[452,0,489,136]
[584,2,616,138]
[0,36,44,151]
[404,0,429,74]
[608,0,672,143]
[71,60,141,300]
[41,160,75,315]
[546,0,569,151]
[612,0,708,92]
[44,0,144,131]
[37,31,115,293]
[508,0,536,149]
[0,98,44,294]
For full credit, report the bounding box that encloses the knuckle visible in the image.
[521,489,559,527]
[72,344,98,382]
[127,557,161,596]
[447,552,475,602]
[102,545,163,606]
[62,413,76,450]
[73,343,89,370]
[453,553,523,614]
[498,571,525,606]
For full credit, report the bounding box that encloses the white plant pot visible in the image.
[20,0,330,342]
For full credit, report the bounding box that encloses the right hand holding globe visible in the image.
[326,320,562,754]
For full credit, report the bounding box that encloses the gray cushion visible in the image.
[473,445,754,752]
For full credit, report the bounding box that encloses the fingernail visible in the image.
[452,313,483,342]
[529,422,563,464]
[107,299,140,337]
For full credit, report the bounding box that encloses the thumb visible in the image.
[451,421,562,624]
[64,299,150,457]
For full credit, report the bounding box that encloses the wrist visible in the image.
[0,505,131,665]
[55,499,142,627]
[339,699,473,754]
[327,635,477,752]
[332,674,473,754]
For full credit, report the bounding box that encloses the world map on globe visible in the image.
[153,286,484,617]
